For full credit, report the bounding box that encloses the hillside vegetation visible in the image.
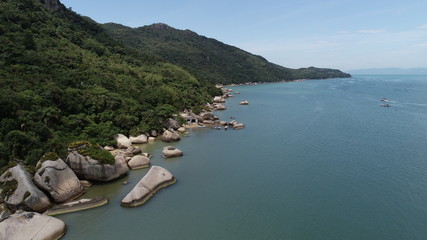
[0,0,220,168]
[103,23,351,85]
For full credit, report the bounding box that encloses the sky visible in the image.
[60,0,427,71]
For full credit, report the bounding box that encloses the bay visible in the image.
[58,74,427,240]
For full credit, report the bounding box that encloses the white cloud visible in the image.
[419,24,427,29]
[357,29,385,34]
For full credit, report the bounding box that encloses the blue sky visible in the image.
[60,0,427,71]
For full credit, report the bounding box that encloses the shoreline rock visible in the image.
[0,211,66,240]
[162,146,183,158]
[121,166,176,208]
[45,196,108,216]
[66,151,129,182]
[128,155,150,170]
[0,165,52,213]
[161,129,180,142]
[34,157,84,203]
[115,134,132,149]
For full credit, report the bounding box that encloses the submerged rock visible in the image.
[162,146,183,158]
[0,211,66,240]
[121,166,175,207]
[34,155,84,203]
[45,196,108,216]
[0,165,51,213]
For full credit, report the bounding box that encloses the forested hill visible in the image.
[0,0,220,168]
[103,23,351,85]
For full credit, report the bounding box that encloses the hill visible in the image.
[102,23,351,85]
[0,0,220,167]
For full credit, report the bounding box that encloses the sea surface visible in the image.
[58,74,427,240]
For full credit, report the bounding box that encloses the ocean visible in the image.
[58,74,427,240]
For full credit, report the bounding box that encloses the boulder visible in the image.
[128,155,150,170]
[104,146,115,151]
[34,156,84,203]
[65,151,129,182]
[162,146,183,158]
[215,104,227,110]
[0,165,51,212]
[0,211,66,240]
[148,137,156,142]
[203,120,214,125]
[114,134,132,149]
[233,123,245,129]
[163,118,181,130]
[177,127,186,133]
[126,146,142,155]
[161,130,180,142]
[129,134,148,144]
[149,130,158,137]
[121,166,175,207]
[199,112,215,121]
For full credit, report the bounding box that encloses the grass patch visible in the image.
[69,141,115,165]
[0,179,18,200]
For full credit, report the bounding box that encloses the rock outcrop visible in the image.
[121,166,175,207]
[161,130,180,142]
[114,134,132,149]
[162,146,183,158]
[128,155,150,170]
[0,165,51,212]
[0,211,66,240]
[129,134,148,144]
[34,155,84,203]
[66,151,129,182]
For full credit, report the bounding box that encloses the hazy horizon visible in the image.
[61,0,427,71]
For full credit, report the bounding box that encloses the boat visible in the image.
[381,98,388,102]
[380,104,391,107]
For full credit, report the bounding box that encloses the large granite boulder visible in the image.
[161,130,180,142]
[128,155,150,170]
[199,112,215,121]
[0,165,51,213]
[162,146,183,158]
[114,134,132,149]
[66,142,129,182]
[34,153,84,203]
[121,166,175,207]
[129,134,148,144]
[163,118,181,130]
[0,211,66,240]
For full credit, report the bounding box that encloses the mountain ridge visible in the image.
[102,22,351,85]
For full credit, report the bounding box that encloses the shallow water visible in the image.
[58,75,427,240]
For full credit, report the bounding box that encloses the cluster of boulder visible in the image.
[0,86,248,238]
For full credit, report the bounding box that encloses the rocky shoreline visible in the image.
[0,86,245,239]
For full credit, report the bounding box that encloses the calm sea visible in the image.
[58,74,427,240]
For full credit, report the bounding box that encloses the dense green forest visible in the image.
[0,0,220,168]
[102,23,351,85]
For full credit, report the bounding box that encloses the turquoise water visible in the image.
[58,75,427,239]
